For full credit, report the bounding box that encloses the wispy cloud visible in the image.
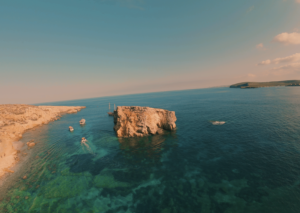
[248,73,256,77]
[273,32,300,45]
[273,53,300,64]
[259,53,300,76]
[272,63,300,70]
[256,43,266,50]
[270,63,300,76]
[258,53,300,65]
[258,59,271,65]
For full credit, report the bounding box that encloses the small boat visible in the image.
[107,103,116,116]
[79,119,86,125]
[69,126,74,132]
[81,137,87,143]
[211,121,225,125]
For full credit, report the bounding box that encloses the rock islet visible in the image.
[113,106,177,137]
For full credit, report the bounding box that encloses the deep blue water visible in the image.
[1,87,300,213]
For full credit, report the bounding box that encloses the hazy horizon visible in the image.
[1,0,300,104]
[31,84,229,105]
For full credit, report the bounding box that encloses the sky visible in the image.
[1,0,300,104]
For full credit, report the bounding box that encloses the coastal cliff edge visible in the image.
[0,104,85,178]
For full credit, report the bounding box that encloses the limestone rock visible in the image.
[26,142,36,147]
[113,106,177,137]
[3,168,14,173]
[0,104,86,178]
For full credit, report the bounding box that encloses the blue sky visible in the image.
[1,0,300,103]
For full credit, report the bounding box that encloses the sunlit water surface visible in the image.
[1,87,300,213]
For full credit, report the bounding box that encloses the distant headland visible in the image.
[230,80,300,89]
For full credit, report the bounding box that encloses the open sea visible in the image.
[1,86,300,213]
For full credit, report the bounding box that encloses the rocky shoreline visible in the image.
[0,104,85,178]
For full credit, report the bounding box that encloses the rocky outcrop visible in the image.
[0,104,86,178]
[113,106,176,137]
[26,140,36,147]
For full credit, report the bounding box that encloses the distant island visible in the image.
[230,80,300,89]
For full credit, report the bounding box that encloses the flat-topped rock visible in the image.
[113,106,177,137]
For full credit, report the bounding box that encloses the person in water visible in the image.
[81,137,92,153]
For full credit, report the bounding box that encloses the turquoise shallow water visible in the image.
[2,87,300,212]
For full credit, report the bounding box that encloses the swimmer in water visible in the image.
[81,137,93,153]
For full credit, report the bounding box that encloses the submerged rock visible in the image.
[113,106,177,137]
[26,142,36,147]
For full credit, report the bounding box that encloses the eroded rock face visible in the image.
[113,106,177,137]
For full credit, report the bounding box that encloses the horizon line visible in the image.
[31,85,230,105]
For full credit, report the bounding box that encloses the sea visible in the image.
[1,86,300,213]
